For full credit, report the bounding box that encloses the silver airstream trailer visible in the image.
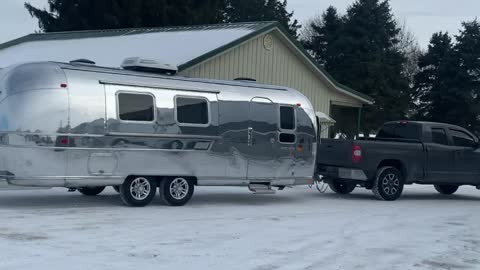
[0,60,318,207]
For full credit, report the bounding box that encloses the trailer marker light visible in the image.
[60,84,68,88]
[296,103,302,107]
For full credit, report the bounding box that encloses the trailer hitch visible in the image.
[313,175,328,193]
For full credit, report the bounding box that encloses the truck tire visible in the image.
[372,167,404,201]
[119,176,156,207]
[329,180,356,194]
[434,185,459,195]
[159,177,194,206]
[78,186,105,196]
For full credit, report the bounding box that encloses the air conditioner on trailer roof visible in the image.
[121,57,178,75]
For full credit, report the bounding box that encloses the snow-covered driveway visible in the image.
[0,185,480,270]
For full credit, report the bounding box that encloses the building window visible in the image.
[117,93,155,122]
[176,97,209,125]
[280,106,295,130]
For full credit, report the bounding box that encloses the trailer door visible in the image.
[247,97,277,180]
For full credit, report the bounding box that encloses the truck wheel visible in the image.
[329,180,356,194]
[159,177,194,206]
[119,176,156,207]
[434,185,459,195]
[78,186,105,196]
[112,186,120,193]
[372,167,404,201]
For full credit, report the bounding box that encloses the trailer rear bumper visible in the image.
[0,170,123,188]
[0,171,14,179]
[0,172,52,190]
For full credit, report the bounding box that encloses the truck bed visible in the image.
[316,138,425,182]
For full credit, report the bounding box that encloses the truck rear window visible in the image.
[377,124,420,140]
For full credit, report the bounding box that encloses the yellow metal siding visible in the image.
[180,31,363,137]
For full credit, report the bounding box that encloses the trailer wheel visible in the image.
[119,176,156,207]
[159,177,194,206]
[434,185,459,195]
[78,186,105,196]
[329,180,356,194]
[372,166,404,201]
[112,186,120,193]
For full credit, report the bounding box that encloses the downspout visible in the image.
[357,106,363,138]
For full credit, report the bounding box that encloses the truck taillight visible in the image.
[351,145,362,163]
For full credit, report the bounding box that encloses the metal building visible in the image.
[0,21,373,137]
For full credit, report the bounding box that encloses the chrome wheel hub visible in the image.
[130,177,151,200]
[170,178,189,200]
[382,173,400,195]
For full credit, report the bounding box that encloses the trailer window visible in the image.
[176,97,209,125]
[117,93,155,122]
[279,133,296,144]
[280,106,295,130]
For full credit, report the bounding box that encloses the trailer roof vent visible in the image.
[121,57,178,75]
[234,77,257,83]
[70,59,96,65]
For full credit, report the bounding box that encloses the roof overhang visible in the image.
[316,112,336,126]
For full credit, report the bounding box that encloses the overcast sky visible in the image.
[1,0,478,48]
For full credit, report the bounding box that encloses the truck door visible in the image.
[448,129,479,183]
[425,127,454,182]
[247,97,277,180]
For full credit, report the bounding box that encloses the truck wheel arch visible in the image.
[377,160,406,180]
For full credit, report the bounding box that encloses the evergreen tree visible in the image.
[455,20,480,131]
[414,33,462,124]
[415,21,480,132]
[302,1,413,133]
[224,0,300,36]
[25,0,226,32]
[306,0,410,133]
[302,6,343,72]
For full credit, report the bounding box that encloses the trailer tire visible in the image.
[78,186,105,196]
[434,185,459,195]
[329,180,356,194]
[372,166,404,201]
[119,176,156,207]
[159,177,194,206]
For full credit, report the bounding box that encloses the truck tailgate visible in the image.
[316,139,354,167]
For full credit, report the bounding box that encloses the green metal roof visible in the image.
[0,21,373,104]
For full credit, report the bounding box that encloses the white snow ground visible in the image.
[0,185,480,270]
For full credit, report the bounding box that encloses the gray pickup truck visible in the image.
[316,121,480,201]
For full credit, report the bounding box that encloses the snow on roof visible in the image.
[0,22,273,69]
